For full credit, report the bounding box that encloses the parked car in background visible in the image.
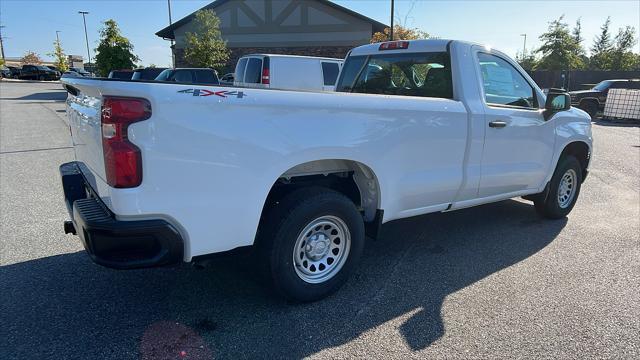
[234,54,343,91]
[7,66,22,78]
[1,66,10,78]
[19,65,59,80]
[132,67,168,81]
[61,71,84,78]
[69,67,93,77]
[46,66,62,78]
[570,79,640,118]
[220,72,234,85]
[154,68,219,84]
[108,70,134,80]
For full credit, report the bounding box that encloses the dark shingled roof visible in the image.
[155,0,388,39]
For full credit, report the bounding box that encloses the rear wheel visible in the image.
[257,187,364,302]
[534,155,583,219]
[38,75,45,81]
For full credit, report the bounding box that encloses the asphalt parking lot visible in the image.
[1,80,639,359]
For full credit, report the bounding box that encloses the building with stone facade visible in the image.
[155,0,386,71]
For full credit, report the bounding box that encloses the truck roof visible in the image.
[349,39,477,56]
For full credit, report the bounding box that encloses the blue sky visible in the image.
[1,0,639,67]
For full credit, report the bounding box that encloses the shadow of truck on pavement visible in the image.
[0,90,67,102]
[1,199,566,359]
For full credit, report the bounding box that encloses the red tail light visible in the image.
[101,96,151,188]
[261,67,270,84]
[379,41,410,51]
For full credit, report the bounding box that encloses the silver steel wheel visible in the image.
[293,215,351,284]
[557,169,577,209]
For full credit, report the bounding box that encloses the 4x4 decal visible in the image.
[178,88,247,98]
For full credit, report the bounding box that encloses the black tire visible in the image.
[534,155,583,219]
[257,187,365,302]
[38,75,45,81]
[580,101,599,119]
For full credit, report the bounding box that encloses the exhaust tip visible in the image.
[64,220,76,235]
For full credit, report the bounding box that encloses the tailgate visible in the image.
[65,84,108,188]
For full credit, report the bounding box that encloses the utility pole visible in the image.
[389,0,395,41]
[167,0,175,67]
[0,25,6,62]
[78,11,91,68]
[520,33,527,57]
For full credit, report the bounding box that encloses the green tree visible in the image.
[516,50,538,71]
[609,26,639,70]
[21,51,42,65]
[183,10,229,70]
[589,17,613,70]
[571,18,588,67]
[535,15,585,70]
[48,38,68,72]
[94,19,139,77]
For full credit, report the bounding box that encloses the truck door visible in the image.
[475,51,555,198]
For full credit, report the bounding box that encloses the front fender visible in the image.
[543,107,593,185]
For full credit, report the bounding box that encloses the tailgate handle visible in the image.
[64,84,79,96]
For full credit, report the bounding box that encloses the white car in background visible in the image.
[234,54,343,91]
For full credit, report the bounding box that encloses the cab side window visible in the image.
[478,53,538,109]
[612,81,640,90]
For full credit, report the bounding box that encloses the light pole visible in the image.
[520,33,527,57]
[56,30,61,44]
[389,0,395,41]
[167,0,175,67]
[0,25,6,61]
[78,11,91,68]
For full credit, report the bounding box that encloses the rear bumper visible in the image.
[60,161,184,269]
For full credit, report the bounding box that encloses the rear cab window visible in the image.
[194,70,218,84]
[336,52,453,99]
[172,70,193,83]
[321,62,340,86]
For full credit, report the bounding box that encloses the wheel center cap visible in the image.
[306,234,330,260]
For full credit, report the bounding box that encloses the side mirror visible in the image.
[544,89,571,120]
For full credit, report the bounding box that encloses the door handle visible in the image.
[489,121,507,128]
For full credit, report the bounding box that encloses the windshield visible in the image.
[593,80,613,91]
[36,66,50,71]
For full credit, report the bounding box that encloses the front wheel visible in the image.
[580,101,599,119]
[257,187,365,302]
[534,155,583,219]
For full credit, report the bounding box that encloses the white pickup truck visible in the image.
[60,40,592,302]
